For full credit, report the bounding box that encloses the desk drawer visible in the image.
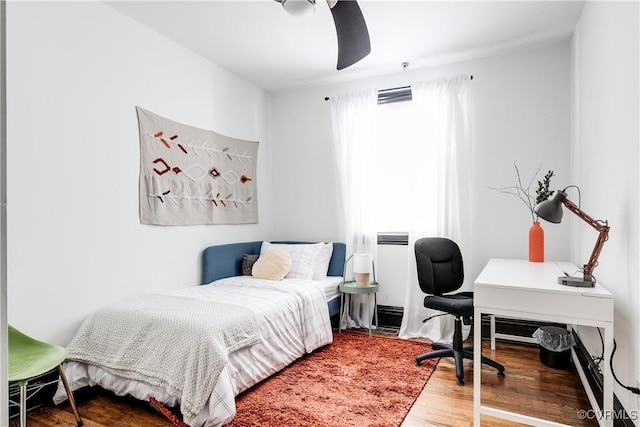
[474,285,613,324]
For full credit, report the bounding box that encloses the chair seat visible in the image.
[9,326,68,383]
[424,291,473,317]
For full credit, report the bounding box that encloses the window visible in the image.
[370,91,438,240]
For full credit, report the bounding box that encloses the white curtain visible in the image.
[398,75,473,343]
[329,89,379,329]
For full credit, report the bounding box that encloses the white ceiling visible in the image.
[106,0,585,92]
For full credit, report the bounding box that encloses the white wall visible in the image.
[6,1,273,344]
[0,1,7,425]
[271,42,572,306]
[572,1,639,419]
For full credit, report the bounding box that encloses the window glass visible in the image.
[370,100,438,234]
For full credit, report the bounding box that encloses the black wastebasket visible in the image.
[532,326,575,369]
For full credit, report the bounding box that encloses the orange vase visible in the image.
[529,221,544,262]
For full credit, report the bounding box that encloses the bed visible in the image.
[53,240,346,426]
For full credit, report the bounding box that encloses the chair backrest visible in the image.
[414,237,464,296]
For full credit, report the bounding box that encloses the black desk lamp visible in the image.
[534,187,610,287]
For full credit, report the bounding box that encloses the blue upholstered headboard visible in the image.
[201,241,346,285]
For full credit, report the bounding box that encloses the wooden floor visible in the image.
[402,339,598,427]
[13,335,598,427]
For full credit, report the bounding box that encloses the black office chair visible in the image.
[414,237,505,385]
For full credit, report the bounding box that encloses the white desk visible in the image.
[473,259,614,427]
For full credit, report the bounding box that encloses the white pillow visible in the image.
[313,242,334,280]
[251,249,292,281]
[260,242,323,280]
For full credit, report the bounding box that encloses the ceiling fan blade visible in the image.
[327,0,371,70]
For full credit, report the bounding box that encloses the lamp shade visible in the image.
[281,0,316,17]
[534,190,567,224]
[353,253,372,273]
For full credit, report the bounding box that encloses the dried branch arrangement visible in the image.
[489,161,555,223]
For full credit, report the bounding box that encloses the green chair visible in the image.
[8,325,82,426]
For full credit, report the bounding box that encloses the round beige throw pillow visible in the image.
[251,248,292,281]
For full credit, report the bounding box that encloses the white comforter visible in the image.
[54,276,337,426]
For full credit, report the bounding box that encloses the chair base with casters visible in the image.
[8,325,83,427]
[415,313,505,386]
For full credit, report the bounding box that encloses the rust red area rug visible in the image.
[227,331,438,427]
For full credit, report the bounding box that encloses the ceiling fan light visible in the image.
[281,0,316,17]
